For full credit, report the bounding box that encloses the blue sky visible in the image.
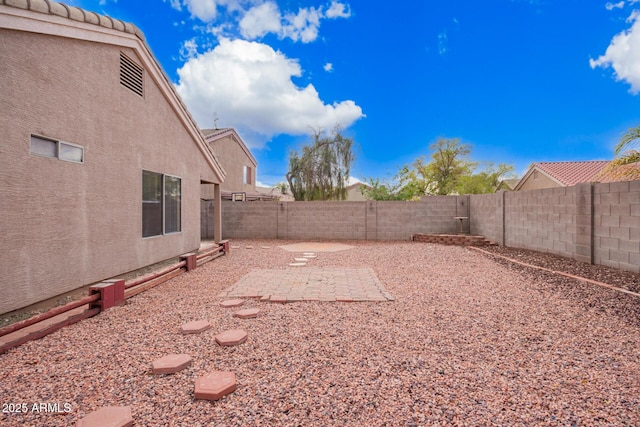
[71,0,640,186]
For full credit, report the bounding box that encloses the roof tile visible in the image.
[535,161,610,186]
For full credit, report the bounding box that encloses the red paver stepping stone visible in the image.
[293,258,309,262]
[152,354,192,374]
[215,329,248,346]
[76,406,133,427]
[220,299,245,308]
[181,320,211,334]
[289,262,306,267]
[194,371,237,401]
[234,308,260,319]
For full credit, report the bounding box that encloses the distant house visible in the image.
[496,178,519,191]
[513,161,610,191]
[0,1,225,314]
[345,182,370,201]
[202,128,257,197]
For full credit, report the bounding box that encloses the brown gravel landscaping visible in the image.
[1,240,639,426]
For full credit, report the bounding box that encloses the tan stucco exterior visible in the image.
[515,170,559,191]
[204,129,257,194]
[0,3,223,314]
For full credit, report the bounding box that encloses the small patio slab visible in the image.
[220,299,245,308]
[194,371,237,401]
[76,406,133,427]
[234,308,261,319]
[180,320,211,334]
[218,267,394,303]
[215,329,248,346]
[152,354,192,374]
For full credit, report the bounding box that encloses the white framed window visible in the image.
[142,170,181,237]
[30,135,84,164]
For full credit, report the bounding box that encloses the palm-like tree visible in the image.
[599,126,640,181]
[614,126,640,164]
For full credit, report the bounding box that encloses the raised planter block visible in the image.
[412,234,494,246]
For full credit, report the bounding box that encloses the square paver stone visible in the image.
[76,406,133,427]
[195,371,237,401]
[218,267,394,303]
[215,329,248,346]
[181,320,211,334]
[152,354,192,374]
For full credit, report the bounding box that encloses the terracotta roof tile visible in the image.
[535,161,610,186]
[593,162,640,183]
[1,0,144,40]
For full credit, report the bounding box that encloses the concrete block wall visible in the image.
[503,185,581,261]
[221,198,463,241]
[593,181,640,273]
[470,192,504,245]
[221,201,278,239]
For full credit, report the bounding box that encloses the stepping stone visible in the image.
[261,246,271,249]
[234,308,260,319]
[194,371,237,401]
[302,254,317,259]
[231,245,240,249]
[181,320,211,334]
[215,329,248,346]
[245,246,254,249]
[152,354,192,374]
[220,299,244,308]
[289,262,306,267]
[302,252,316,256]
[76,406,133,427]
[293,258,309,262]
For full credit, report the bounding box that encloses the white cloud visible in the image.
[324,62,333,72]
[590,12,640,93]
[183,0,219,22]
[605,1,625,10]
[164,0,182,11]
[281,7,323,43]
[179,38,199,60]
[175,38,364,147]
[239,2,281,39]
[325,1,351,18]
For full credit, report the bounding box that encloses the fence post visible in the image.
[574,183,594,265]
[90,279,125,311]
[181,253,197,271]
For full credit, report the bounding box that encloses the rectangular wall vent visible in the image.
[120,53,143,97]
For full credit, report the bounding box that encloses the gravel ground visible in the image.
[1,240,639,426]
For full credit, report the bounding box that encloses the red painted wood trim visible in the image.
[0,294,99,338]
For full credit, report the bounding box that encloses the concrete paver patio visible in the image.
[218,267,395,302]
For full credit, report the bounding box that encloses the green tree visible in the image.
[455,163,515,194]
[599,126,640,181]
[286,127,354,201]
[409,138,475,195]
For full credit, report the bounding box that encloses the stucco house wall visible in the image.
[0,2,223,314]
[204,129,257,194]
[516,171,559,191]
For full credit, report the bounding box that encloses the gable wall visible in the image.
[209,135,256,193]
[517,171,559,191]
[0,28,216,314]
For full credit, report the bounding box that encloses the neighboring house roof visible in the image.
[496,178,519,191]
[202,128,257,167]
[1,0,225,182]
[514,161,610,190]
[594,161,640,183]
